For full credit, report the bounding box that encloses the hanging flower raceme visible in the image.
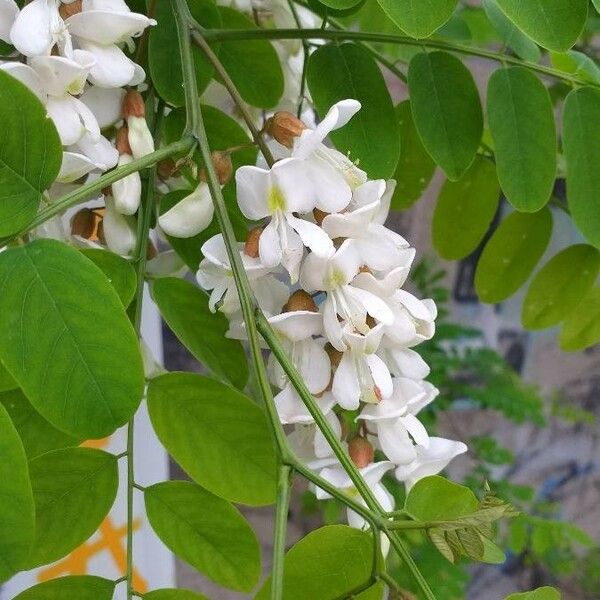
[192,98,468,537]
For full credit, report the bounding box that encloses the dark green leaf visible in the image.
[408,51,483,181]
[307,0,366,17]
[0,70,62,236]
[26,448,118,568]
[377,0,458,39]
[483,0,541,62]
[80,249,136,307]
[0,403,34,582]
[307,42,400,179]
[487,67,556,212]
[149,0,221,106]
[151,277,248,389]
[495,0,587,52]
[563,87,600,247]
[405,476,479,521]
[145,481,260,592]
[559,286,600,351]
[255,525,383,600]
[505,587,561,600]
[522,244,600,330]
[12,576,115,600]
[0,389,80,459]
[0,239,144,439]
[147,372,277,506]
[391,101,436,210]
[475,209,553,303]
[144,590,210,600]
[432,156,499,260]
[217,7,284,109]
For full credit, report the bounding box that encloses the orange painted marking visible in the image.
[81,437,110,449]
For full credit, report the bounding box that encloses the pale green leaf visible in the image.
[475,209,553,303]
[505,586,561,600]
[0,403,34,582]
[559,286,600,351]
[551,51,600,85]
[522,244,600,330]
[255,525,383,600]
[0,240,144,439]
[307,42,400,179]
[144,590,210,600]
[151,277,248,390]
[391,101,436,210]
[0,70,62,236]
[145,481,260,592]
[12,576,115,600]
[408,51,483,181]
[26,448,118,568]
[80,249,136,307]
[377,0,458,39]
[480,535,506,564]
[432,156,499,260]
[487,67,556,212]
[147,372,277,506]
[495,0,587,52]
[563,87,600,247]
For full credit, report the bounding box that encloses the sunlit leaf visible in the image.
[551,51,600,85]
[144,590,210,600]
[559,286,600,351]
[377,0,458,39]
[505,587,561,600]
[12,576,115,600]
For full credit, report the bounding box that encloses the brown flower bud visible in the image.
[200,151,233,186]
[313,208,329,226]
[265,111,306,148]
[59,0,82,19]
[349,437,374,469]
[366,314,377,329]
[359,265,372,274]
[244,226,263,258]
[115,126,132,156]
[122,90,146,119]
[71,208,103,241]
[283,290,318,313]
[157,158,178,181]
[146,239,158,260]
[324,342,343,370]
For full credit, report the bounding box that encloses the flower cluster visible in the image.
[0,0,156,254]
[190,99,467,534]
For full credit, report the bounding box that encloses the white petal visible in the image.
[365,354,393,399]
[10,0,52,56]
[66,11,155,45]
[322,295,345,352]
[0,0,18,44]
[57,151,100,182]
[258,216,283,268]
[306,159,351,213]
[103,195,136,255]
[297,339,331,394]
[0,62,46,102]
[30,54,92,97]
[332,352,360,410]
[112,154,141,215]
[286,213,333,257]
[378,422,417,465]
[400,413,430,448]
[146,250,186,278]
[278,219,304,282]
[275,385,311,424]
[235,165,271,220]
[46,97,86,146]
[314,410,340,459]
[72,132,119,171]
[80,85,125,128]
[80,40,136,88]
[268,311,322,342]
[127,115,154,159]
[159,183,214,238]
[299,250,327,293]
[346,285,394,325]
[271,157,315,214]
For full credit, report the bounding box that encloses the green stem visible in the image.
[0,138,194,249]
[203,28,597,89]
[378,571,403,594]
[271,464,292,600]
[386,533,435,600]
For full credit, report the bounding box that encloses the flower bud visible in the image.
[349,437,374,469]
[158,182,214,238]
[112,154,142,215]
[200,151,233,186]
[157,158,178,181]
[265,111,305,148]
[244,226,263,258]
[313,208,329,226]
[127,115,155,159]
[115,126,132,156]
[59,0,82,19]
[122,90,146,119]
[283,290,318,313]
[70,208,98,240]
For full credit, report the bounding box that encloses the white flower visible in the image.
[379,346,431,380]
[322,180,413,273]
[0,0,18,44]
[236,158,334,281]
[112,153,142,215]
[300,240,393,351]
[126,114,155,158]
[358,377,438,465]
[394,437,468,490]
[158,183,214,238]
[331,324,393,410]
[103,194,136,255]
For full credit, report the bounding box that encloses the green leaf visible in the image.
[307,0,366,17]
[495,0,587,52]
[0,359,16,392]
[0,239,144,439]
[13,576,115,600]
[522,244,600,330]
[0,70,62,237]
[391,101,436,210]
[144,590,210,600]
[563,87,600,247]
[559,286,600,351]
[255,525,383,600]
[0,403,34,582]
[149,0,221,106]
[551,51,600,85]
[480,536,506,564]
[147,373,277,506]
[217,7,284,109]
[318,0,363,9]
[80,249,136,307]
[482,0,541,62]
[505,587,561,600]
[377,0,458,39]
[487,67,556,212]
[405,476,479,521]
[408,51,483,181]
[151,277,248,389]
[26,447,118,568]
[0,389,80,459]
[145,481,260,592]
[432,156,499,260]
[475,209,553,303]
[307,42,400,179]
